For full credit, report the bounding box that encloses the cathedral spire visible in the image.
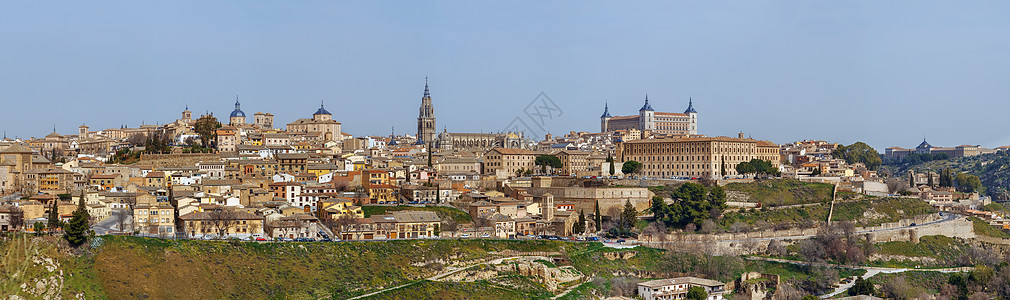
[601,101,612,118]
[423,77,430,98]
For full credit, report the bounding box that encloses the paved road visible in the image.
[92,209,131,235]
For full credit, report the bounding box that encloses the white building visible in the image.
[637,277,726,300]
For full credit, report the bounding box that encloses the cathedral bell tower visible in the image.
[416,78,436,145]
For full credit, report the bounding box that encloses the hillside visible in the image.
[882,151,1010,197]
[2,234,850,299]
[723,179,834,206]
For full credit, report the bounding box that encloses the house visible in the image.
[637,277,726,300]
[179,210,265,239]
[488,213,516,238]
[268,213,324,239]
[0,204,24,231]
[370,211,440,239]
[133,203,175,236]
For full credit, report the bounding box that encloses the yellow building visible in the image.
[133,203,175,236]
[179,210,264,238]
[618,135,779,179]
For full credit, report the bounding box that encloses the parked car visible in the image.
[910,223,917,226]
[460,233,470,238]
[255,236,268,241]
[280,237,294,242]
[320,238,332,242]
[480,234,491,238]
[587,237,600,241]
[201,235,218,240]
[616,239,626,243]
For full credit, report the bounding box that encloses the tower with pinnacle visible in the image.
[684,97,698,135]
[416,78,436,144]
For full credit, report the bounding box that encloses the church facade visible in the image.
[601,96,698,136]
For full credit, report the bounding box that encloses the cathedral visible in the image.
[412,79,525,150]
[601,95,698,136]
[416,79,436,145]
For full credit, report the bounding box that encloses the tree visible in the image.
[708,185,727,209]
[685,286,708,300]
[735,161,755,177]
[720,155,727,177]
[621,200,637,230]
[194,114,221,148]
[33,222,46,235]
[207,209,238,238]
[574,210,586,234]
[848,276,875,296]
[607,155,615,176]
[594,200,602,232]
[534,155,563,175]
[956,173,982,193]
[64,192,90,246]
[47,201,60,234]
[833,142,882,170]
[7,206,24,231]
[927,171,934,187]
[622,160,642,176]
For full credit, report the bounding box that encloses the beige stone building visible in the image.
[180,210,264,239]
[601,97,698,136]
[484,148,540,178]
[286,103,342,142]
[618,135,779,179]
[554,150,590,176]
[134,203,176,236]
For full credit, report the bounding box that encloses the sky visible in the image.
[1,1,1009,151]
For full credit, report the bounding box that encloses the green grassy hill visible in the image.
[723,179,834,206]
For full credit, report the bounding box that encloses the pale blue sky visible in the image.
[1,1,1009,150]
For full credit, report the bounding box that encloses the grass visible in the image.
[84,236,578,299]
[720,197,934,228]
[830,197,936,227]
[362,280,535,300]
[723,179,834,206]
[873,235,968,268]
[363,205,473,223]
[970,217,1010,238]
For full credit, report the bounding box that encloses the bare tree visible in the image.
[112,209,131,233]
[8,206,24,231]
[126,133,147,147]
[207,209,238,238]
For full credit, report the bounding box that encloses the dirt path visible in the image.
[744,256,972,298]
[346,255,553,299]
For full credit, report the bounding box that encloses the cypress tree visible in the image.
[64,191,90,246]
[47,201,60,234]
[594,200,602,232]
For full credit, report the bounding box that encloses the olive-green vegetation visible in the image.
[874,235,968,268]
[363,280,533,300]
[723,179,834,206]
[829,197,936,227]
[651,182,727,228]
[735,159,781,177]
[720,197,934,228]
[74,236,576,299]
[362,205,472,223]
[882,150,1010,196]
[833,142,882,170]
[970,217,1010,239]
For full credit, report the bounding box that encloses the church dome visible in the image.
[314,102,331,115]
[231,99,245,117]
